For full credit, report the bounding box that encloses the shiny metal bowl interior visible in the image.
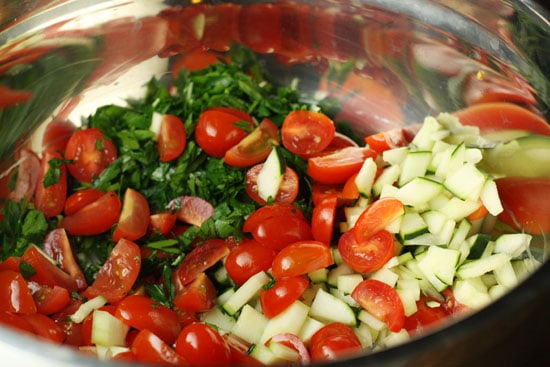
[0,0,549,366]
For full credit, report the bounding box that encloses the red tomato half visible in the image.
[243,203,306,233]
[176,239,229,286]
[495,177,550,234]
[175,323,232,366]
[34,150,67,218]
[82,239,141,303]
[247,213,313,251]
[225,239,277,286]
[113,188,151,242]
[131,329,188,366]
[32,284,71,315]
[21,245,79,292]
[173,272,217,313]
[281,110,335,156]
[62,190,121,236]
[21,313,65,344]
[339,229,395,273]
[351,279,405,332]
[115,294,181,345]
[365,127,412,154]
[65,128,118,183]
[271,241,333,278]
[260,276,309,318]
[195,107,254,158]
[309,322,363,362]
[245,164,300,205]
[43,228,87,290]
[168,195,214,227]
[312,193,339,246]
[224,118,279,168]
[158,114,187,162]
[64,188,104,216]
[0,270,37,314]
[307,147,377,184]
[353,197,404,243]
[149,212,177,234]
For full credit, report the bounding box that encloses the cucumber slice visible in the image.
[267,341,300,362]
[493,233,532,258]
[70,295,107,323]
[309,288,357,327]
[443,162,487,201]
[398,151,432,186]
[395,177,443,209]
[373,165,401,197]
[453,278,491,308]
[231,304,268,344]
[91,310,129,347]
[298,317,325,344]
[222,271,270,315]
[355,157,378,197]
[257,147,285,202]
[417,246,460,290]
[411,116,444,150]
[399,212,429,241]
[456,253,511,279]
[200,306,236,334]
[260,300,310,344]
[479,179,503,216]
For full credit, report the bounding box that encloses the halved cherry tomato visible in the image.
[260,276,309,318]
[50,299,84,347]
[173,272,217,313]
[168,195,214,227]
[247,213,313,251]
[34,150,67,218]
[43,228,87,290]
[64,188,105,216]
[266,333,311,364]
[309,322,362,362]
[131,329,188,366]
[351,279,405,332]
[32,284,71,315]
[281,110,335,156]
[311,182,344,206]
[158,114,186,162]
[115,294,181,345]
[149,212,177,234]
[342,172,360,201]
[0,310,34,335]
[175,322,232,366]
[339,229,395,273]
[353,197,404,243]
[64,127,118,183]
[225,239,277,286]
[113,188,151,242]
[21,245,79,292]
[176,239,229,286]
[243,203,306,233]
[0,270,37,314]
[42,120,76,153]
[453,102,550,136]
[245,164,300,205]
[195,107,254,158]
[21,313,65,344]
[224,118,279,168]
[62,190,121,236]
[82,239,141,303]
[404,296,450,333]
[495,177,550,234]
[307,147,377,184]
[365,127,412,154]
[311,193,339,245]
[271,241,333,278]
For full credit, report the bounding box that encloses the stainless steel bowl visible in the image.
[0,1,548,366]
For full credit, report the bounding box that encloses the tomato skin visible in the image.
[34,150,67,218]
[149,211,177,234]
[453,102,550,136]
[353,197,404,243]
[404,296,450,333]
[351,279,405,332]
[64,188,104,216]
[113,188,151,242]
[281,110,336,156]
[64,127,118,183]
[175,323,232,366]
[62,190,121,236]
[195,107,254,158]
[267,333,311,364]
[248,213,313,251]
[225,239,277,286]
[224,118,279,168]
[158,114,187,162]
[271,241,333,278]
[115,294,181,345]
[338,229,395,273]
[173,272,217,313]
[307,147,377,184]
[311,193,339,246]
[43,228,87,290]
[309,322,362,362]
[0,310,35,335]
[42,120,76,153]
[131,329,189,366]
[32,284,71,315]
[0,256,21,272]
[50,299,84,346]
[177,239,229,286]
[21,245,79,292]
[245,164,300,205]
[0,270,37,314]
[168,195,215,227]
[260,276,309,318]
[22,313,65,344]
[243,203,306,233]
[82,239,141,303]
[495,177,550,234]
[365,127,411,154]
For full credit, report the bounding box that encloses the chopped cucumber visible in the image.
[257,147,285,202]
[456,253,511,279]
[395,177,443,209]
[417,246,460,290]
[493,233,532,258]
[260,301,310,344]
[309,288,357,327]
[355,157,378,197]
[91,310,129,347]
[399,212,429,240]
[222,271,270,315]
[231,304,268,344]
[70,295,107,323]
[398,151,432,186]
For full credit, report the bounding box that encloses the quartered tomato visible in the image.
[21,313,65,344]
[82,239,141,303]
[281,110,335,156]
[307,147,377,184]
[173,272,217,313]
[245,164,300,205]
[225,239,277,286]
[338,229,395,273]
[43,228,87,290]
[157,114,186,162]
[34,150,67,218]
[115,294,181,345]
[32,284,71,315]
[311,193,339,245]
[0,270,37,314]
[131,329,188,366]
[175,323,232,366]
[113,188,151,242]
[224,118,279,168]
[64,128,118,183]
[353,197,404,243]
[351,279,405,332]
[243,203,306,232]
[62,190,121,236]
[176,239,229,286]
[246,211,313,251]
[21,245,79,292]
[309,322,362,362]
[404,296,450,333]
[64,188,105,216]
[148,212,177,235]
[260,276,309,318]
[195,107,254,158]
[271,241,333,278]
[0,311,34,335]
[168,195,215,227]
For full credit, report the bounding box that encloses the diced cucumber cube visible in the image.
[309,288,356,327]
[200,306,236,334]
[399,212,429,240]
[479,179,503,216]
[373,164,401,196]
[453,278,491,309]
[417,246,460,289]
[398,151,432,186]
[443,162,486,201]
[91,310,129,347]
[456,253,511,279]
[260,301,310,343]
[298,317,325,344]
[395,177,443,209]
[355,157,378,197]
[223,271,270,315]
[493,233,531,258]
